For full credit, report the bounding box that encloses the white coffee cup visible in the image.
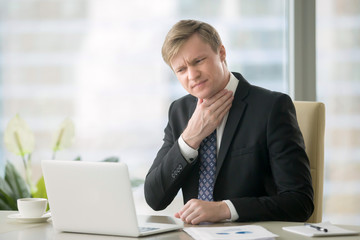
[17,198,47,218]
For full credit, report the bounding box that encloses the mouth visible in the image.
[191,80,207,89]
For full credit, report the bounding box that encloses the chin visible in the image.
[190,89,213,100]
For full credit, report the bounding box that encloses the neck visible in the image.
[218,70,231,92]
[202,70,231,101]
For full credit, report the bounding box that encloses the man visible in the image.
[144,20,314,225]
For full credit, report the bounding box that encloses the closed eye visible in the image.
[194,57,206,64]
[176,67,186,73]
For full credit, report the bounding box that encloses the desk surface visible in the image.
[1,211,359,240]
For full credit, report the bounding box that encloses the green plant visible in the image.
[0,115,76,209]
[0,161,31,210]
[0,115,142,210]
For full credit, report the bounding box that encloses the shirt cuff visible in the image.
[178,135,198,163]
[223,200,239,221]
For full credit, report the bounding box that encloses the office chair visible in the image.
[293,101,325,223]
[149,101,326,223]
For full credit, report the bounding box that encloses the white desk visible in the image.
[1,211,359,240]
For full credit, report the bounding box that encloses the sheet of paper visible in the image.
[184,225,278,240]
[282,221,359,237]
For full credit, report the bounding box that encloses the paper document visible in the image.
[184,225,278,240]
[282,222,359,237]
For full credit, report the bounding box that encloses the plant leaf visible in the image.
[32,176,47,199]
[3,114,35,156]
[0,177,17,210]
[0,197,13,210]
[131,178,144,188]
[0,175,15,199]
[101,156,119,162]
[32,176,50,211]
[4,161,31,200]
[52,118,75,152]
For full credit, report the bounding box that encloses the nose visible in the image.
[188,66,200,80]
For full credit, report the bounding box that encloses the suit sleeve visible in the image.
[144,102,195,211]
[231,94,314,222]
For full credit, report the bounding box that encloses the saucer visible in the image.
[8,212,51,223]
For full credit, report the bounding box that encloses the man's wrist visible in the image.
[217,201,231,221]
[178,135,198,163]
[181,130,202,149]
[223,200,239,221]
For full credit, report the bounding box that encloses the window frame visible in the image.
[288,0,317,101]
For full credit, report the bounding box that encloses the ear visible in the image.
[219,45,226,62]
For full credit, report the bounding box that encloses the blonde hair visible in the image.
[161,20,223,67]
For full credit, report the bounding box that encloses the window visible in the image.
[1,0,288,213]
[0,0,288,174]
[317,0,360,225]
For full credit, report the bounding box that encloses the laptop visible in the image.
[42,160,182,237]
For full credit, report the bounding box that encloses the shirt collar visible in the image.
[224,72,239,94]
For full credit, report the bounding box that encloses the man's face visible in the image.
[170,34,229,100]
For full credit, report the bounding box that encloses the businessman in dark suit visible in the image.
[144,20,314,224]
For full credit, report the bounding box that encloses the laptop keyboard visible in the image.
[139,226,160,232]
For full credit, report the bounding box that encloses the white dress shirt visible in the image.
[178,73,239,221]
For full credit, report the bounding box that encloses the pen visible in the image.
[304,223,328,232]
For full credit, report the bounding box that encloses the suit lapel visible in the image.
[215,73,250,179]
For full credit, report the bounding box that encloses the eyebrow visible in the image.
[189,56,205,65]
[178,55,206,69]
[172,53,207,72]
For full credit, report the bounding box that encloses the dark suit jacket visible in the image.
[144,72,314,222]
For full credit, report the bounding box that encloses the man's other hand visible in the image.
[174,199,231,224]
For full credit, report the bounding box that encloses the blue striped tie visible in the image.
[198,130,217,201]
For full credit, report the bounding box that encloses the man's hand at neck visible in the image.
[182,89,234,149]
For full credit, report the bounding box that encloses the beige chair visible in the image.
[293,101,325,223]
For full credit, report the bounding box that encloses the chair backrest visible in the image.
[293,101,325,223]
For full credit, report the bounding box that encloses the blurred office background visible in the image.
[0,0,359,224]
